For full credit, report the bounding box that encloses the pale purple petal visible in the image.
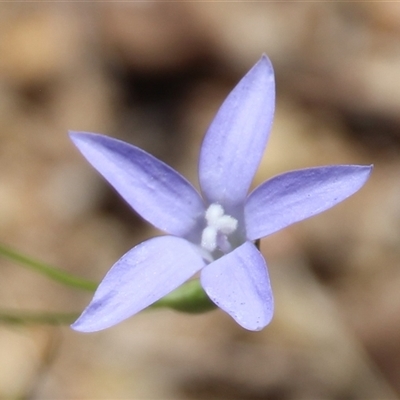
[200,241,273,331]
[245,165,372,240]
[72,236,205,332]
[70,132,205,237]
[198,55,275,209]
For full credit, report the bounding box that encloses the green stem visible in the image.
[0,310,79,325]
[151,279,217,313]
[0,243,97,292]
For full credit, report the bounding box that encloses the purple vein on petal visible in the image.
[245,165,373,241]
[198,55,275,209]
[69,132,205,237]
[201,241,273,331]
[71,236,205,332]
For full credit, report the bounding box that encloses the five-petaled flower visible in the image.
[70,55,372,332]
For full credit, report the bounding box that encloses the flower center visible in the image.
[201,203,238,254]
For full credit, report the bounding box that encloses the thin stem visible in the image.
[0,310,79,325]
[0,243,97,292]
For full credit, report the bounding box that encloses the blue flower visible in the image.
[70,55,372,332]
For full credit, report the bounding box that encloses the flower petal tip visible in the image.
[70,321,84,333]
[70,323,103,334]
[235,307,274,332]
[259,53,273,68]
[254,54,274,80]
[68,130,84,139]
[70,317,96,333]
[70,307,117,333]
[69,131,90,148]
[355,164,374,185]
[68,131,99,145]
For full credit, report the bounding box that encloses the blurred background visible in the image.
[0,2,400,399]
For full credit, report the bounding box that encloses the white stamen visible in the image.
[201,203,238,253]
[205,203,224,224]
[216,215,237,234]
[201,226,217,252]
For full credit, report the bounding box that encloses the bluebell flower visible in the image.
[70,56,372,332]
